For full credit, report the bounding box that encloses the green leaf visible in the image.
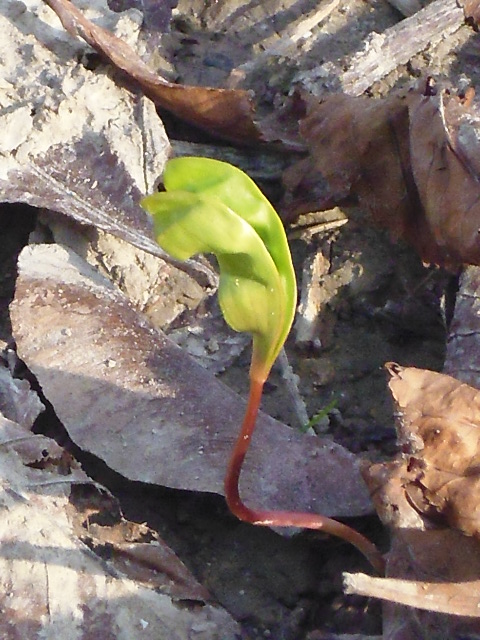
[141,157,296,381]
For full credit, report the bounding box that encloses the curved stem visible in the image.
[224,376,385,576]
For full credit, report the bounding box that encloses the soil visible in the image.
[0,0,470,638]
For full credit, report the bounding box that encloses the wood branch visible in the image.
[342,0,465,95]
[343,572,480,617]
[299,0,467,96]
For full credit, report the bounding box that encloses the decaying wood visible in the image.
[343,0,466,95]
[344,572,480,617]
[444,266,480,388]
[294,249,332,349]
[277,348,311,433]
[300,0,467,96]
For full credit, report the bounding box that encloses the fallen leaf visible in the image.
[408,86,480,266]
[444,265,480,387]
[85,539,211,602]
[300,89,439,260]
[362,462,480,625]
[459,0,480,25]
[43,0,262,145]
[0,0,214,288]
[11,243,374,518]
[108,0,176,34]
[301,80,480,268]
[40,211,209,330]
[386,362,480,537]
[0,362,44,429]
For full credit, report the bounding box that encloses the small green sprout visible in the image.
[141,156,296,384]
[301,398,338,434]
[141,157,384,574]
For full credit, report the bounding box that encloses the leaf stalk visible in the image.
[225,376,386,576]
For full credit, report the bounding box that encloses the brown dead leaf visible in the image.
[301,80,480,268]
[444,265,480,387]
[386,362,480,537]
[43,0,262,145]
[108,0,175,34]
[408,87,480,266]
[300,89,439,262]
[0,362,44,429]
[365,471,480,627]
[345,365,480,631]
[10,243,373,519]
[86,539,211,602]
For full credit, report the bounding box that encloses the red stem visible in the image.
[224,377,385,575]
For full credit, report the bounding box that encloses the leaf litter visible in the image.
[0,361,239,639]
[3,0,480,637]
[300,78,480,268]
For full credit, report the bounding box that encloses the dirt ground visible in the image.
[0,0,474,637]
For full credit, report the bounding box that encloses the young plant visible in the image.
[141,157,384,574]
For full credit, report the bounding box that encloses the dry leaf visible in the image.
[108,0,175,34]
[11,243,374,518]
[43,0,262,145]
[0,362,44,429]
[300,90,439,261]
[408,87,480,266]
[459,0,480,25]
[386,362,480,537]
[0,0,214,287]
[84,538,211,602]
[301,81,480,268]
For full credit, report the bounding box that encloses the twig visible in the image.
[299,0,466,96]
[277,348,312,433]
[344,572,480,617]
[342,0,465,96]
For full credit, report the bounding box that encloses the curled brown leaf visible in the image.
[386,363,480,537]
[43,0,262,144]
[408,88,480,266]
[301,80,480,268]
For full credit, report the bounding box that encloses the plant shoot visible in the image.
[141,157,384,574]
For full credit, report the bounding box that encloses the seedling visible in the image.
[141,157,384,574]
[301,398,338,434]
